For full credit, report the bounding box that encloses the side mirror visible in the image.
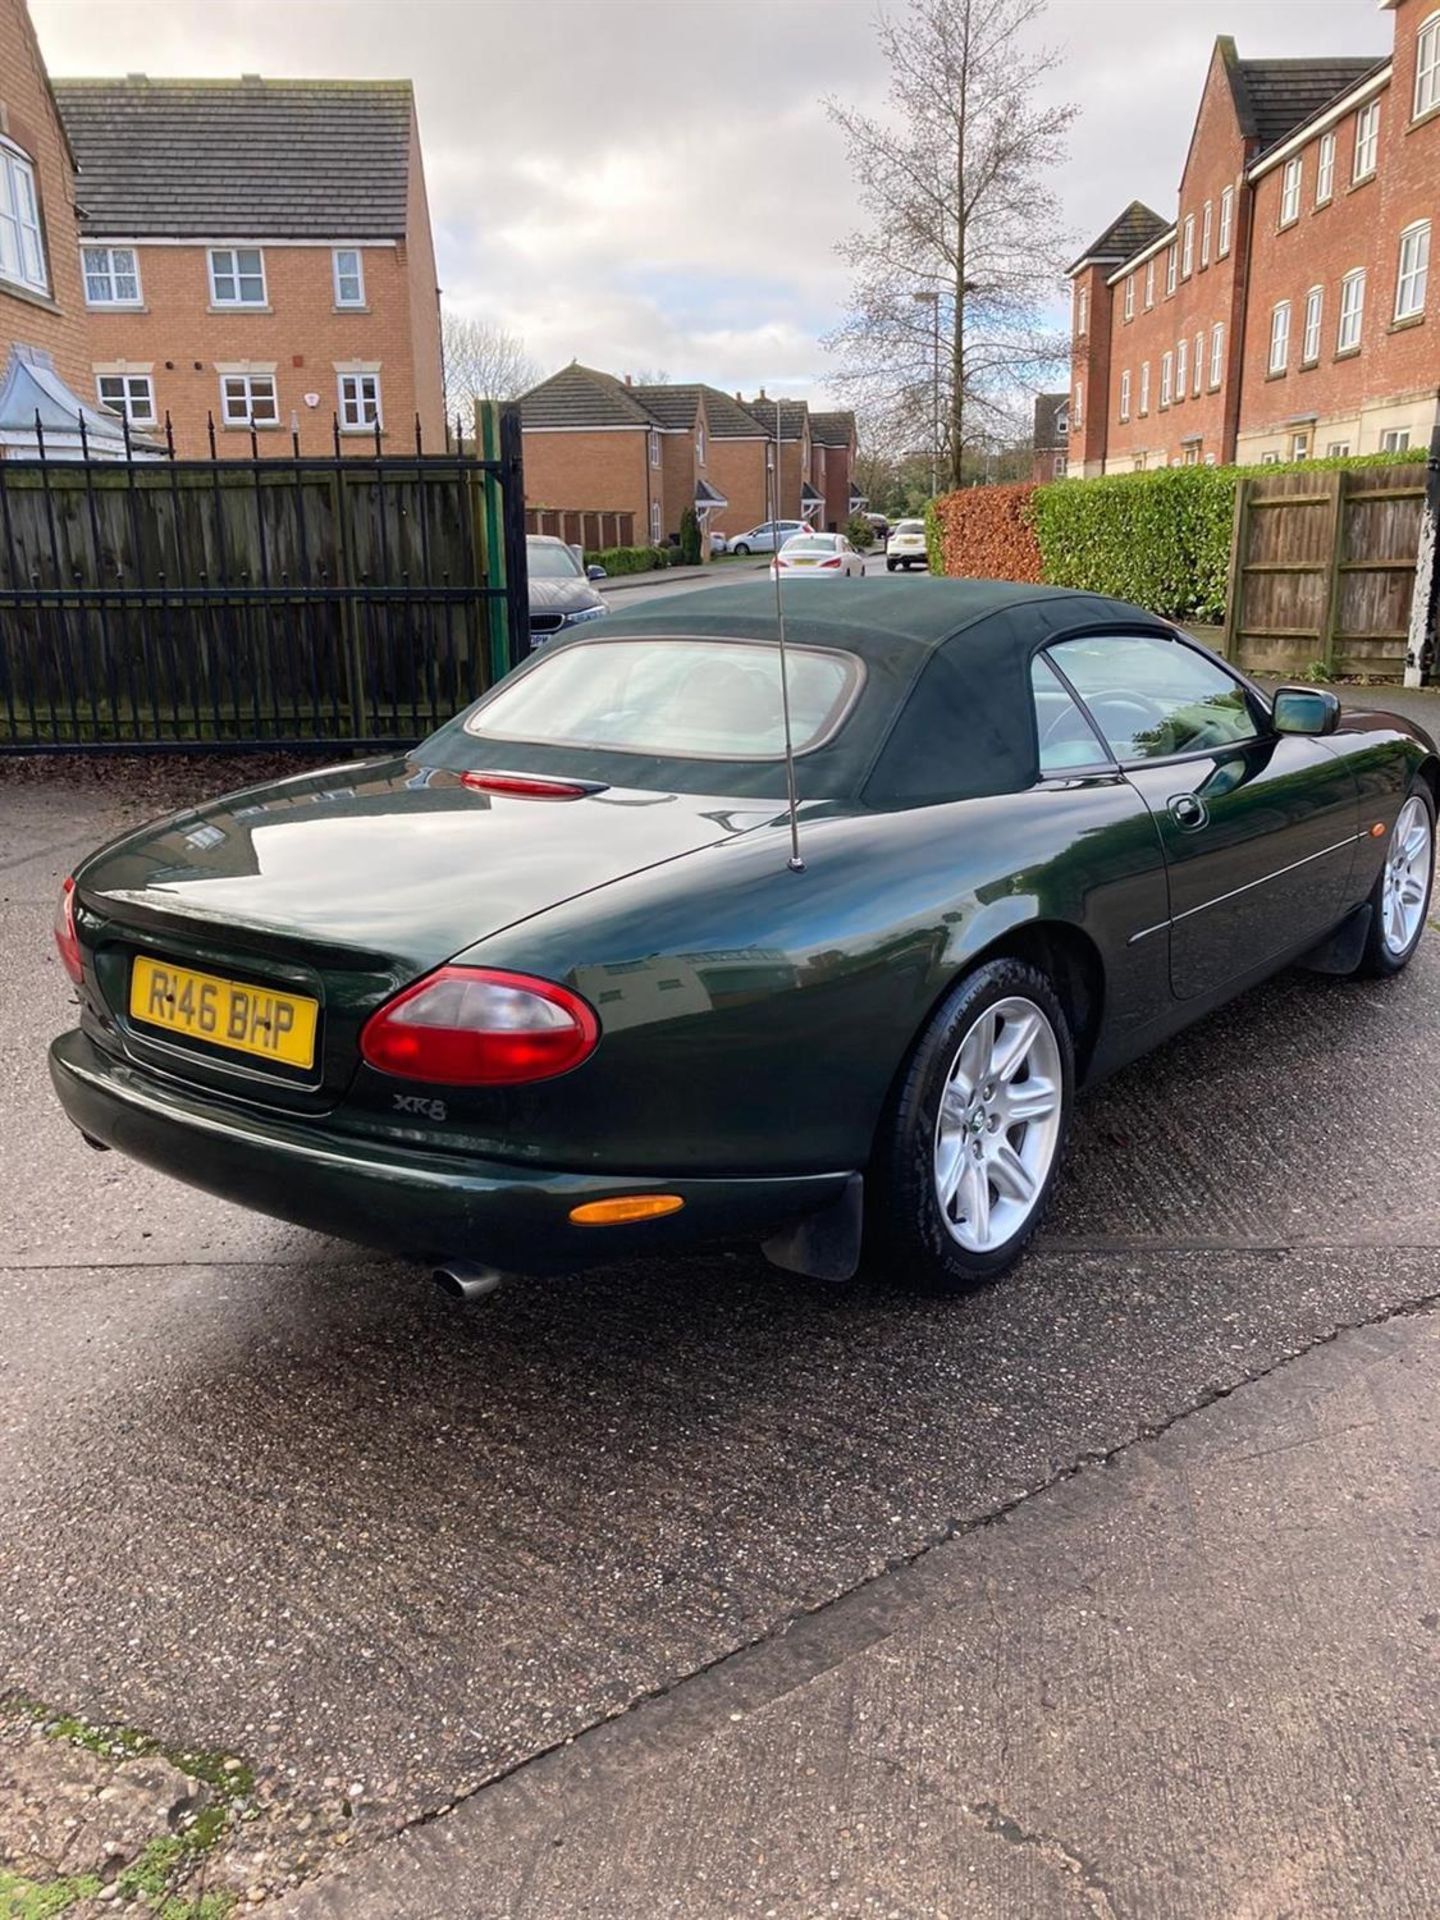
[586,564,607,581]
[1273,685,1341,736]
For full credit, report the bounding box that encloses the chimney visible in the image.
[734,391,742,402]
[623,373,632,386]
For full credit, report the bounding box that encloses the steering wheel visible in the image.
[1041,690,1169,755]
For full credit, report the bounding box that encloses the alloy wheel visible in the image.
[1382,794,1433,956]
[931,996,1063,1253]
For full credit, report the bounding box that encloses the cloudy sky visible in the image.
[31,0,1393,407]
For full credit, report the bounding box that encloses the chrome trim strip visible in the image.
[1128,830,1364,946]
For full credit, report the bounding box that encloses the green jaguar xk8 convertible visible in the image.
[50,581,1437,1296]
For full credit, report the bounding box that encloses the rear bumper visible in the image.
[49,1029,851,1275]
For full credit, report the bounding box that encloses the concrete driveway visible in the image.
[3,697,1440,1914]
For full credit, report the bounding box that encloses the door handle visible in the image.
[1168,793,1209,830]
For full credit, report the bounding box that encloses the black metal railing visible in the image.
[0,405,528,753]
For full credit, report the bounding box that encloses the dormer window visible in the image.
[0,139,48,295]
[1054,406,1069,440]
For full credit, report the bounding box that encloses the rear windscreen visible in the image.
[463,638,863,762]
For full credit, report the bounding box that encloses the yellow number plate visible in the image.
[129,956,318,1070]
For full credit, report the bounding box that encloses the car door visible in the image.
[1045,631,1359,1002]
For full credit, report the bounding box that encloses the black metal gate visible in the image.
[0,406,529,753]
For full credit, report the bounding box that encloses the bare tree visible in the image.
[824,0,1077,491]
[442,311,540,431]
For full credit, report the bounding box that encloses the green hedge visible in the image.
[582,544,673,575]
[1020,447,1421,626]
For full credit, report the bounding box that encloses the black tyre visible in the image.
[1354,779,1435,977]
[886,559,897,572]
[870,959,1073,1294]
[733,543,751,556]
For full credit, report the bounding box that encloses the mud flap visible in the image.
[1296,904,1372,975]
[761,1173,864,1283]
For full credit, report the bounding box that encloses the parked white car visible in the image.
[885,519,929,571]
[770,532,866,579]
[726,519,814,556]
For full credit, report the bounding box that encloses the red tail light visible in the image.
[460,771,605,801]
[819,557,843,569]
[360,967,599,1086]
[54,876,83,984]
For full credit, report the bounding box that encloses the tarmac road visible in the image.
[3,684,1440,1911]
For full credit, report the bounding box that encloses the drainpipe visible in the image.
[1403,394,1440,689]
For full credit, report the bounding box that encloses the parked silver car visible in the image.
[725,518,814,556]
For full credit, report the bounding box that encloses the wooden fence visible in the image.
[0,406,529,751]
[526,506,636,550]
[1222,462,1426,679]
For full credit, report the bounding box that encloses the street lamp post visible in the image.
[911,290,940,496]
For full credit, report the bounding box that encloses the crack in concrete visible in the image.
[968,1799,1125,1920]
[284,1283,1440,1904]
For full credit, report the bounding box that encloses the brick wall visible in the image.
[1094,42,1251,474]
[522,427,652,534]
[82,241,428,456]
[401,108,444,450]
[708,436,768,538]
[0,0,89,393]
[1238,5,1438,459]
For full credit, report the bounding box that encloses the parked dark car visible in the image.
[526,534,608,646]
[51,581,1436,1299]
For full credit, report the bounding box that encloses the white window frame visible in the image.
[648,429,660,468]
[1192,333,1204,399]
[96,372,156,426]
[1268,302,1291,375]
[1160,351,1173,408]
[1176,336,1188,398]
[1119,369,1131,422]
[1181,215,1195,277]
[1076,285,1088,333]
[1381,428,1412,453]
[1123,274,1135,321]
[1074,379,1084,426]
[1218,187,1234,259]
[1166,245,1177,297]
[1316,131,1336,205]
[220,371,278,427]
[208,247,267,307]
[332,248,365,308]
[338,370,382,432]
[1416,13,1440,119]
[1326,440,1351,458]
[1395,221,1430,321]
[649,498,661,543]
[0,138,48,294]
[1302,286,1323,364]
[1280,157,1302,227]
[1289,430,1311,462]
[1353,100,1380,182]
[695,424,705,464]
[1201,200,1213,267]
[82,244,142,308]
[1139,361,1151,415]
[1133,454,1146,473]
[1337,268,1366,353]
[1209,323,1224,389]
[1144,259,1155,309]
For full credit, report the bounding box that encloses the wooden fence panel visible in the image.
[1224,463,1425,680]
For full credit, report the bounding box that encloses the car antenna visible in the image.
[769,394,805,874]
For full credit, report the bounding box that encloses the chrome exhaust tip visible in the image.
[432,1261,507,1304]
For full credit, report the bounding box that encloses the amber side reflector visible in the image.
[1370,822,1387,838]
[570,1194,685,1227]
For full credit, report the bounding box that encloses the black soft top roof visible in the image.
[423,579,1170,805]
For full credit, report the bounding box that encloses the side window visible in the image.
[1046,633,1259,761]
[1031,653,1110,772]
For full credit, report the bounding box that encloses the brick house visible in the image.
[0,0,96,443]
[520,364,728,551]
[702,387,774,539]
[810,409,861,529]
[47,74,444,458]
[1068,3,1438,475]
[1030,392,1071,480]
